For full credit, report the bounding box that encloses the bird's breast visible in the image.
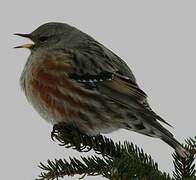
[20,56,103,126]
[21,56,77,121]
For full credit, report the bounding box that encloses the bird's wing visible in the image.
[36,48,171,127]
[57,48,171,127]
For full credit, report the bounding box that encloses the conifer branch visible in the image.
[37,156,112,180]
[38,124,173,180]
[172,137,196,180]
[185,136,196,155]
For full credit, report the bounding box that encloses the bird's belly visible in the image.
[22,74,125,134]
[25,79,80,125]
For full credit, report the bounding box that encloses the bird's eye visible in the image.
[38,36,49,42]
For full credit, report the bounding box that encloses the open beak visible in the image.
[14,33,34,49]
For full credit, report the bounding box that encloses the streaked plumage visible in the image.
[17,22,188,158]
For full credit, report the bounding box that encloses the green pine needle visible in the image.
[37,124,173,180]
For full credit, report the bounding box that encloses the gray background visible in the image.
[0,0,195,179]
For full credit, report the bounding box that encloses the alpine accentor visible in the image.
[15,22,188,158]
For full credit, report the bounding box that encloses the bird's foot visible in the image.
[51,123,83,141]
[51,122,67,141]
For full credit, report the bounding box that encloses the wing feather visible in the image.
[50,48,172,127]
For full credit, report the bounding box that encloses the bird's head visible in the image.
[14,22,76,50]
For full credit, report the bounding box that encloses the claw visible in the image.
[51,126,57,141]
[51,123,67,141]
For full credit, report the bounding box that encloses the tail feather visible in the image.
[137,113,189,158]
[161,135,189,158]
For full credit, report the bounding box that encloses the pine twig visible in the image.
[38,124,172,180]
[37,156,112,180]
[172,137,196,180]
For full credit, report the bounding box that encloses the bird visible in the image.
[15,22,188,158]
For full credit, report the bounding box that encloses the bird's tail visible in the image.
[161,135,189,158]
[137,112,190,159]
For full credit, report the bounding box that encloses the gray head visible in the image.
[15,22,83,50]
